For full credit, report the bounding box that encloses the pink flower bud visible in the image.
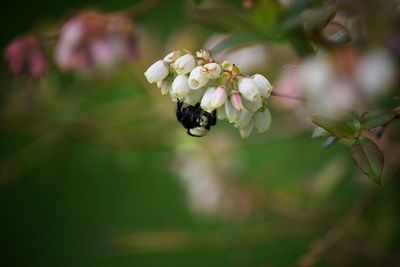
[231,92,244,111]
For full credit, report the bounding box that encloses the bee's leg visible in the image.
[210,110,217,126]
[176,101,184,122]
[177,101,183,110]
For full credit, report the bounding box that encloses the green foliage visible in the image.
[311,126,329,138]
[211,32,283,54]
[189,3,254,32]
[351,137,384,185]
[310,114,361,139]
[310,114,388,184]
[361,110,395,130]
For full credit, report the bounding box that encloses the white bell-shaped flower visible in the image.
[211,86,228,109]
[172,54,196,74]
[189,66,209,89]
[201,63,222,79]
[171,74,191,99]
[238,78,261,102]
[157,80,172,96]
[184,87,206,105]
[217,105,226,120]
[239,119,254,138]
[163,51,182,63]
[200,87,216,113]
[225,99,240,125]
[237,107,253,128]
[242,97,263,112]
[254,108,272,133]
[252,74,273,98]
[144,60,169,83]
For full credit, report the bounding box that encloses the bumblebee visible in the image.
[176,101,217,137]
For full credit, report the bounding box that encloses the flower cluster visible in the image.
[4,34,47,80]
[55,11,137,71]
[144,50,273,138]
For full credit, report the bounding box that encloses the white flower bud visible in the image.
[237,107,253,128]
[189,66,209,89]
[252,74,273,98]
[238,78,261,102]
[200,87,216,113]
[211,86,227,109]
[173,54,196,74]
[239,119,254,138]
[242,97,263,112]
[184,87,206,105]
[171,75,191,99]
[163,51,182,63]
[201,63,222,79]
[225,99,240,125]
[157,80,172,95]
[254,108,272,133]
[144,60,169,83]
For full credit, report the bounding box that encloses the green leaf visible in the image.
[300,5,337,32]
[310,115,360,139]
[361,110,395,129]
[351,137,384,185]
[311,126,329,138]
[189,4,255,32]
[211,32,282,54]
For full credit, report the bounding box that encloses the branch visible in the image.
[271,90,305,101]
[296,189,377,267]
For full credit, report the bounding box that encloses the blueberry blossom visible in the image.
[238,78,261,102]
[4,34,47,80]
[157,80,172,96]
[55,11,137,71]
[201,63,222,79]
[163,51,182,63]
[189,66,209,89]
[252,74,273,98]
[200,87,217,113]
[254,108,272,133]
[144,49,274,138]
[211,86,228,109]
[144,60,169,83]
[231,92,244,111]
[171,74,191,99]
[173,54,196,74]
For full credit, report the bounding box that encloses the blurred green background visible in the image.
[1,0,400,266]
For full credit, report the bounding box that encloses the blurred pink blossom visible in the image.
[274,47,396,119]
[55,11,137,71]
[4,35,47,80]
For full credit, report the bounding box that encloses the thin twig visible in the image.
[271,90,305,101]
[297,189,377,267]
